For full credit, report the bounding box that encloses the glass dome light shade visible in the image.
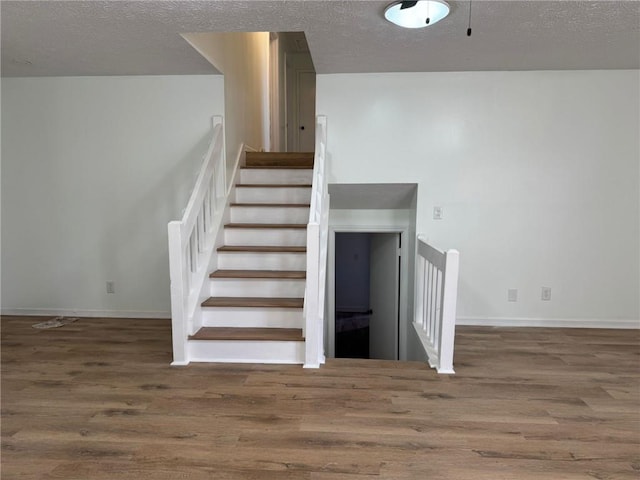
[384,0,450,29]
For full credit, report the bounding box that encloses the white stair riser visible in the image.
[224,228,306,247]
[230,206,309,224]
[236,187,311,204]
[218,252,306,270]
[187,340,305,364]
[201,308,303,328]
[241,169,313,185]
[210,278,305,297]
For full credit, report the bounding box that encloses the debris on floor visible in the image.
[32,316,79,329]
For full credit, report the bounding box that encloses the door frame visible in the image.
[327,225,409,360]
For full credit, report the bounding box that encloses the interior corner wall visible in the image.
[182,32,270,176]
[277,35,288,151]
[317,70,640,329]
[1,75,223,317]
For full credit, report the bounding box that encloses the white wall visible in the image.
[335,233,371,311]
[276,34,288,151]
[268,33,287,152]
[318,70,640,328]
[183,32,270,174]
[1,75,223,317]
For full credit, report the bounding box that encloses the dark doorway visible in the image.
[334,232,400,360]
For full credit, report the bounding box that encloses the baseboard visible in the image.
[170,360,190,366]
[1,308,171,319]
[456,316,640,329]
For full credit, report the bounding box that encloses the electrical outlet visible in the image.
[433,206,443,220]
[106,281,115,294]
[508,289,518,302]
[541,287,551,301]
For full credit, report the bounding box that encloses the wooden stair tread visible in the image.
[230,203,310,208]
[242,165,313,170]
[246,152,314,168]
[202,297,304,308]
[224,223,306,229]
[217,245,306,253]
[210,270,306,279]
[236,184,312,188]
[247,152,313,158]
[189,327,304,342]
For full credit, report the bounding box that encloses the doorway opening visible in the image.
[334,232,401,360]
[269,32,316,152]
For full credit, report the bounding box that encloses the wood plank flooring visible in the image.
[2,316,639,479]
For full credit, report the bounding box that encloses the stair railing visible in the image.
[168,116,226,365]
[414,235,459,374]
[304,115,329,368]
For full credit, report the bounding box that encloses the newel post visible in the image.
[168,221,189,366]
[304,223,321,368]
[438,249,459,374]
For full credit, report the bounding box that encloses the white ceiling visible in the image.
[2,0,639,77]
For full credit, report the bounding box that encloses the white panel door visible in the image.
[297,71,316,152]
[369,233,400,360]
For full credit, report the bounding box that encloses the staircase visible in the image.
[186,152,314,364]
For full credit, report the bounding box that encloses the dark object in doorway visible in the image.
[336,327,369,359]
[335,311,370,359]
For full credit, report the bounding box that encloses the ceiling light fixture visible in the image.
[384,0,450,29]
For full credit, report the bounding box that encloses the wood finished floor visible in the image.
[1,316,639,479]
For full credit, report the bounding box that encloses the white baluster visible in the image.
[413,237,459,374]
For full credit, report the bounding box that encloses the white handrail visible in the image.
[304,116,329,368]
[413,235,459,374]
[168,116,226,365]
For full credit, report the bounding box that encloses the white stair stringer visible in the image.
[187,340,305,364]
[201,308,303,329]
[224,228,306,247]
[210,278,305,297]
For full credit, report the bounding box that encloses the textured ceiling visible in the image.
[2,0,639,77]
